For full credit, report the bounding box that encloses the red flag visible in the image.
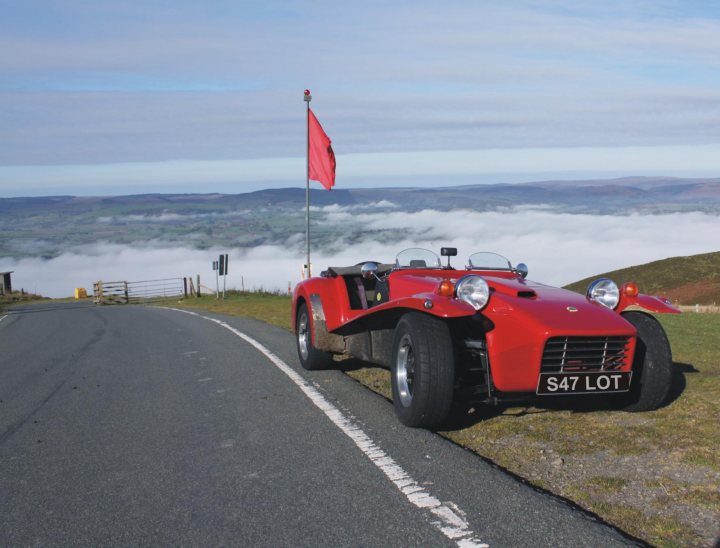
[308,109,336,190]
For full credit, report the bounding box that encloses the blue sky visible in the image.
[1,0,719,196]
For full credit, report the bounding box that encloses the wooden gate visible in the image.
[93,278,191,304]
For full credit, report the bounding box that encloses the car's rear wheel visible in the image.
[296,302,333,370]
[620,311,673,411]
[391,312,454,428]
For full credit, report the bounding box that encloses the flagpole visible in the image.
[304,89,312,278]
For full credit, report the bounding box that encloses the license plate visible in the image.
[537,372,632,395]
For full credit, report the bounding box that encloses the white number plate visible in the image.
[537,372,632,395]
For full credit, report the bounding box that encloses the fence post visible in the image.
[93,281,102,305]
[197,275,201,298]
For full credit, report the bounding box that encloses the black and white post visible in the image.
[213,260,219,299]
[217,254,229,299]
[223,253,228,299]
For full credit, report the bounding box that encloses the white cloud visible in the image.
[315,208,720,287]
[309,201,398,213]
[2,209,717,298]
[97,210,243,223]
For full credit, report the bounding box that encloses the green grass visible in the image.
[585,476,629,493]
[157,290,292,330]
[1,291,47,312]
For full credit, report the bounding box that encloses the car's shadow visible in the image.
[439,361,696,431]
[336,359,696,431]
[337,358,375,372]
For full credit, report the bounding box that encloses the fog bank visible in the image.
[1,209,717,298]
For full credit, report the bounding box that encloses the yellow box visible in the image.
[75,287,87,299]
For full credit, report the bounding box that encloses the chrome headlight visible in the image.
[586,278,620,309]
[455,275,490,310]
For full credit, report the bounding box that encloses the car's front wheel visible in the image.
[620,311,673,411]
[296,302,333,370]
[391,312,454,428]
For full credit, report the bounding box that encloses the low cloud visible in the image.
[97,210,243,223]
[1,209,717,298]
[309,201,398,213]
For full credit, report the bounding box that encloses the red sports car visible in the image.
[292,248,678,428]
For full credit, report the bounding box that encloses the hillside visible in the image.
[2,176,720,215]
[564,251,720,305]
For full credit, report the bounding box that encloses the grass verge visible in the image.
[1,291,47,313]
[156,291,292,330]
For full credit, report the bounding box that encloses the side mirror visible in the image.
[361,262,379,280]
[515,263,529,279]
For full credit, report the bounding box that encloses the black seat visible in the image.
[344,276,390,310]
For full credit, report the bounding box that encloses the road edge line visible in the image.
[162,307,489,548]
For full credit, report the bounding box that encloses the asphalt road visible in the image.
[0,302,642,547]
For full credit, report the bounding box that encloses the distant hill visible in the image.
[564,251,720,305]
[517,176,720,190]
[2,176,720,215]
[2,176,719,260]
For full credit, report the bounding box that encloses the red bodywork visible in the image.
[292,265,679,394]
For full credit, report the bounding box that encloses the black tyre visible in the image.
[620,311,673,411]
[391,312,455,428]
[296,302,333,370]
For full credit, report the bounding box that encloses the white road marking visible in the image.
[198,377,213,382]
[0,315,7,324]
[164,307,488,548]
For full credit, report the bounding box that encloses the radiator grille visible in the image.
[541,336,631,373]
